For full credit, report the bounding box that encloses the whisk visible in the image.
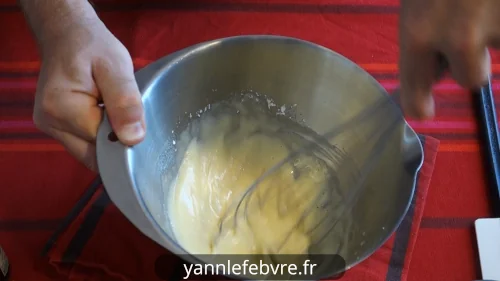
[211,91,405,257]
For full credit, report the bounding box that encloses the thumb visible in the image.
[93,55,145,145]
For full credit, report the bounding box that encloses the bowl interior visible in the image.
[123,36,422,272]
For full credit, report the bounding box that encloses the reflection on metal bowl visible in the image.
[96,35,423,279]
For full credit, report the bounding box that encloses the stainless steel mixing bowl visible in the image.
[96,35,423,278]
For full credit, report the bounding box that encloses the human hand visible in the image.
[32,19,146,171]
[399,0,496,119]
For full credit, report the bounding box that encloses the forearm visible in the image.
[18,0,99,48]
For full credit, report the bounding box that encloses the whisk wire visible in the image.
[213,92,403,255]
[311,115,401,249]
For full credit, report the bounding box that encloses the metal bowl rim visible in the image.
[96,34,424,278]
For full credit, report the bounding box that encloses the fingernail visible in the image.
[414,101,435,120]
[419,95,435,119]
[118,122,145,144]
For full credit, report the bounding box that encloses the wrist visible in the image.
[19,0,100,52]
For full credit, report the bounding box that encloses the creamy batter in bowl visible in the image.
[166,95,353,258]
[96,35,424,279]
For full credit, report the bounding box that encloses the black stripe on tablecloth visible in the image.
[385,135,424,281]
[420,217,476,229]
[41,176,103,256]
[60,189,111,263]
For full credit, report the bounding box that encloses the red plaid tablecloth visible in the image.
[0,0,494,280]
[36,136,437,281]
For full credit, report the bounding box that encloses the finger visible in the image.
[92,53,145,146]
[444,40,490,89]
[59,91,103,142]
[399,30,438,119]
[38,88,103,143]
[34,62,102,143]
[50,128,98,171]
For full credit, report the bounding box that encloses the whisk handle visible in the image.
[434,55,500,215]
[473,78,500,217]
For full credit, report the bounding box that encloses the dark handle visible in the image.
[473,79,500,217]
[435,54,500,215]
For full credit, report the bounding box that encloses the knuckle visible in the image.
[115,42,132,60]
[113,45,134,71]
[93,55,113,72]
[448,29,487,88]
[39,91,60,118]
[448,28,481,55]
[33,88,63,131]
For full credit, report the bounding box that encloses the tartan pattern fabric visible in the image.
[0,0,492,280]
[37,136,438,281]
